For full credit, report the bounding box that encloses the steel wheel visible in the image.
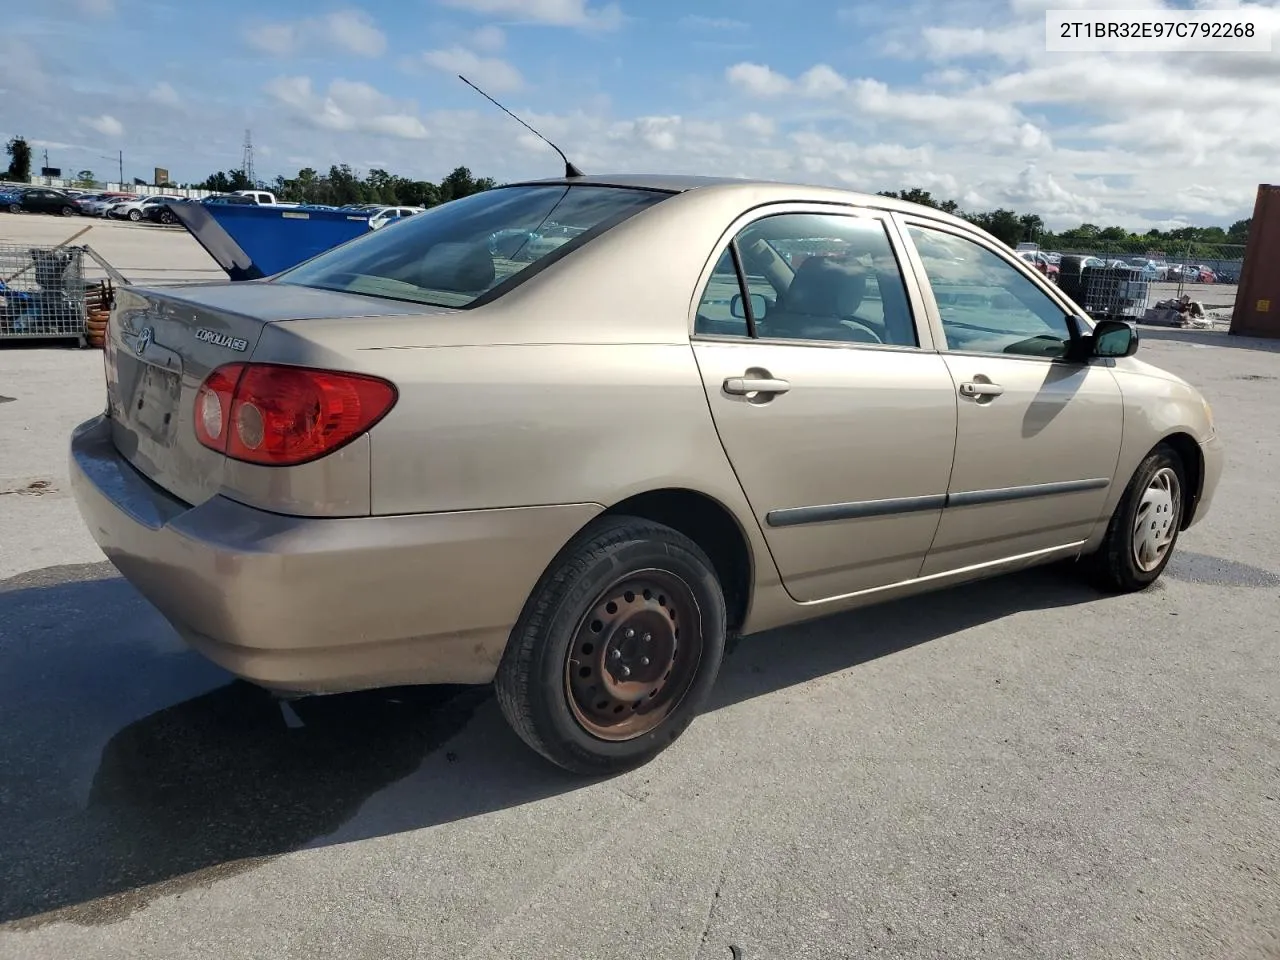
[1132,466,1181,572]
[565,569,702,741]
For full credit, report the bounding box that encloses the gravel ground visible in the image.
[0,253,1277,958]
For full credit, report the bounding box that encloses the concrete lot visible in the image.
[0,216,1278,959]
[0,213,221,286]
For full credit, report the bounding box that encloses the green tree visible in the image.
[1227,218,1251,243]
[5,136,32,182]
[75,169,96,187]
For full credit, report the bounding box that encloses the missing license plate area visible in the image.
[134,362,183,445]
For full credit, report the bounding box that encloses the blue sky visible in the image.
[4,0,1279,229]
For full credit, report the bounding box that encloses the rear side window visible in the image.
[275,185,670,308]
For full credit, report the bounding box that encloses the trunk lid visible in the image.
[104,281,436,506]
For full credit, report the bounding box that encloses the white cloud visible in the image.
[264,76,429,140]
[725,62,792,96]
[247,22,301,56]
[437,0,624,30]
[799,64,848,97]
[742,112,775,137]
[422,46,525,92]
[83,114,123,138]
[147,81,180,107]
[244,8,387,58]
[324,9,387,56]
[470,24,507,51]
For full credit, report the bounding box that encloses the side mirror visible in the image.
[730,292,768,320]
[1092,318,1139,358]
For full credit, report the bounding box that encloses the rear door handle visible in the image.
[959,381,1004,398]
[723,376,791,396]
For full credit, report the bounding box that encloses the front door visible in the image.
[691,207,959,603]
[900,221,1125,576]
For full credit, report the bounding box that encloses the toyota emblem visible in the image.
[135,326,154,357]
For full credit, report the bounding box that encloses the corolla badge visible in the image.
[134,326,154,357]
[195,328,249,352]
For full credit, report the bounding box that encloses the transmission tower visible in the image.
[241,129,255,186]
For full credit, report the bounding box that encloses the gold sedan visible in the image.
[70,175,1222,774]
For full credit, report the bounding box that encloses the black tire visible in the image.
[61,205,75,217]
[495,515,727,775]
[1082,444,1186,593]
[8,203,20,213]
[128,209,141,222]
[160,210,175,224]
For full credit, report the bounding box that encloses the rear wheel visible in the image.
[61,205,75,217]
[495,516,727,775]
[128,209,141,222]
[1082,445,1185,592]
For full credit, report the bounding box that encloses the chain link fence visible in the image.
[1036,241,1245,326]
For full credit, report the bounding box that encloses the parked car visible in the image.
[1125,259,1161,280]
[1019,250,1060,284]
[367,205,423,231]
[70,175,1222,775]
[142,197,194,224]
[202,193,258,207]
[107,195,181,222]
[1215,267,1239,284]
[76,193,130,217]
[15,187,79,216]
[0,186,26,212]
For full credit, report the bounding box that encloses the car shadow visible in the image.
[0,560,1101,927]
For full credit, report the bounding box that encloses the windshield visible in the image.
[274,184,669,308]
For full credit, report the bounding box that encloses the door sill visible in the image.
[794,541,1086,607]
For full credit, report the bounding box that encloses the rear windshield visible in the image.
[273,184,670,308]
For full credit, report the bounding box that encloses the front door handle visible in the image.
[724,376,791,396]
[959,381,1004,399]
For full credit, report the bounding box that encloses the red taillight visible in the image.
[194,363,397,466]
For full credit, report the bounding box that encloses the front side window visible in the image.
[276,185,669,308]
[695,212,919,347]
[906,225,1073,359]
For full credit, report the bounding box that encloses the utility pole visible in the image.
[118,150,123,186]
[241,129,255,187]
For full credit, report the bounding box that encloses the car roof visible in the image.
[503,172,975,228]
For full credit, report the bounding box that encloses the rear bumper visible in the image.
[69,415,602,693]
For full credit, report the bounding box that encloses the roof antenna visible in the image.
[458,74,585,179]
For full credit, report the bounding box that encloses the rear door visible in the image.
[898,219,1124,575]
[690,205,959,603]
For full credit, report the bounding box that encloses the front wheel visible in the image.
[1082,445,1185,592]
[128,209,141,222]
[495,516,727,775]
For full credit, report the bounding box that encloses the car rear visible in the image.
[69,181,673,694]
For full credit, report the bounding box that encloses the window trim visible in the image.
[894,214,1094,365]
[688,202,939,353]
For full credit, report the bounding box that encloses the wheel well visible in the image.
[1160,432,1203,529]
[604,489,753,632]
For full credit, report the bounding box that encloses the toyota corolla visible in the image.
[70,174,1222,774]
